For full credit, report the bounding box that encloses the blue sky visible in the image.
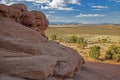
[0,0,120,24]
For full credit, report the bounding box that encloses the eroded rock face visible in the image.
[0,3,48,38]
[0,4,84,80]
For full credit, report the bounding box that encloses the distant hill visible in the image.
[49,22,120,26]
[49,22,82,25]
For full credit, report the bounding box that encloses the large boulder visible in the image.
[0,55,57,80]
[0,3,48,38]
[0,4,84,80]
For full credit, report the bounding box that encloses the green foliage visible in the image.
[68,35,77,43]
[89,45,101,60]
[101,38,108,43]
[76,37,84,44]
[98,38,108,43]
[49,34,57,40]
[113,54,120,62]
[105,50,113,60]
[105,45,120,62]
[77,37,87,49]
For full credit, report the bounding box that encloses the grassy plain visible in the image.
[46,25,120,36]
[45,24,120,64]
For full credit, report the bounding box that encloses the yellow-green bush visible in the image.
[49,34,57,40]
[89,45,101,60]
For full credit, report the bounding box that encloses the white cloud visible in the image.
[48,11,58,13]
[0,0,80,10]
[25,0,50,3]
[69,0,80,5]
[109,0,120,3]
[41,0,80,10]
[41,5,74,10]
[75,13,105,17]
[117,0,120,2]
[0,0,50,5]
[0,0,16,5]
[55,16,61,18]
[91,5,108,9]
[46,14,51,17]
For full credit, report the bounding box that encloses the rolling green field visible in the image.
[45,25,120,36]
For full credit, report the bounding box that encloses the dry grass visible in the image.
[60,42,120,64]
[46,25,120,36]
[46,25,120,64]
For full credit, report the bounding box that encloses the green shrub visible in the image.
[89,45,101,60]
[105,50,113,60]
[49,34,57,40]
[101,38,108,43]
[98,38,108,43]
[76,37,87,49]
[105,45,120,62]
[76,37,84,44]
[68,35,77,43]
[113,54,120,62]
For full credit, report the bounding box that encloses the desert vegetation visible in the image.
[105,45,120,62]
[49,34,57,40]
[46,25,120,63]
[88,45,101,61]
[46,25,120,36]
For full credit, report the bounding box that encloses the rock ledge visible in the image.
[0,4,84,80]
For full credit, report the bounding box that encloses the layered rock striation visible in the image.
[0,4,84,80]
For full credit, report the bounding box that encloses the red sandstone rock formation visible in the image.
[0,3,48,38]
[0,4,84,80]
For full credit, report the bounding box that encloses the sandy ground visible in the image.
[73,62,120,80]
